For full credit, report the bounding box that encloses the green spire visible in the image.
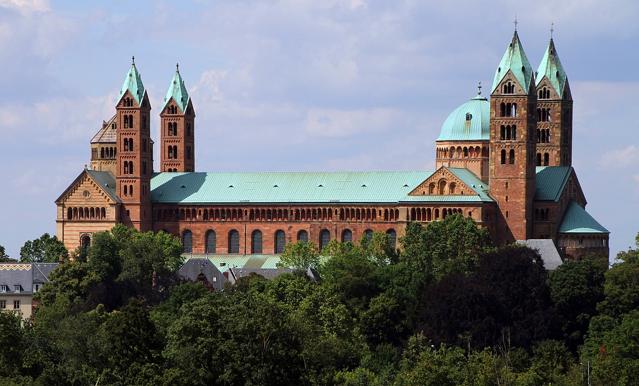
[491,31,533,93]
[119,56,146,104]
[163,63,190,113]
[536,38,568,97]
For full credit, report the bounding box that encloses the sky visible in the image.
[0,0,637,262]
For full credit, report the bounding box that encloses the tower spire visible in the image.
[550,22,554,39]
[513,15,518,31]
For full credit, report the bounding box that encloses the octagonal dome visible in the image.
[437,95,490,142]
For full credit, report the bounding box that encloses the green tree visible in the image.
[598,234,639,319]
[277,241,320,271]
[549,257,606,351]
[0,312,25,378]
[0,244,12,261]
[19,233,68,263]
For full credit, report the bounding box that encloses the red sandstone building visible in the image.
[55,33,609,261]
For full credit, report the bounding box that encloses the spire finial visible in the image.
[550,22,554,39]
[513,16,518,31]
[176,62,179,72]
[477,81,482,96]
[132,56,135,66]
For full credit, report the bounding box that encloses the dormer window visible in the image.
[0,285,7,293]
[465,113,472,121]
[14,285,21,293]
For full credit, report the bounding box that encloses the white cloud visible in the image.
[601,145,639,168]
[0,0,49,14]
[304,108,402,138]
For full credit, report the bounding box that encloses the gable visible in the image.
[56,170,119,206]
[409,167,477,196]
[535,167,585,204]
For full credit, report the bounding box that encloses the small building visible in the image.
[0,263,58,319]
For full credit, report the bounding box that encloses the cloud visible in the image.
[304,108,403,138]
[601,145,639,168]
[0,0,49,14]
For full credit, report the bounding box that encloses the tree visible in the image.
[0,312,25,378]
[0,244,15,262]
[19,233,68,263]
[597,234,639,319]
[549,257,606,351]
[277,241,320,271]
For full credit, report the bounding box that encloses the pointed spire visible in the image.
[537,33,568,97]
[491,30,533,93]
[120,57,146,104]
[163,63,190,113]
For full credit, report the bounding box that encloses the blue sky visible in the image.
[0,0,637,261]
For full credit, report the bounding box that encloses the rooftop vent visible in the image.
[180,185,186,189]
[318,184,324,187]
[228,185,234,188]
[273,185,279,188]
[361,184,367,187]
[403,184,409,187]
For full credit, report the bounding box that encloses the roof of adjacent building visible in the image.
[492,31,533,92]
[559,201,609,234]
[535,166,572,201]
[183,255,283,271]
[0,263,59,295]
[163,67,190,112]
[119,62,146,104]
[178,258,225,291]
[151,169,496,204]
[437,95,490,141]
[516,239,563,270]
[90,115,117,144]
[536,38,568,97]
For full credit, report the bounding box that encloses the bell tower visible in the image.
[535,36,572,167]
[160,64,195,172]
[115,57,153,231]
[489,31,537,244]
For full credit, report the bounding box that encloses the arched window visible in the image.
[438,180,446,195]
[544,152,550,166]
[81,234,91,250]
[251,230,263,254]
[205,230,216,254]
[128,115,133,127]
[500,149,506,164]
[297,230,308,242]
[465,112,472,121]
[67,208,72,220]
[341,229,352,243]
[386,229,397,250]
[500,103,506,117]
[228,230,240,254]
[500,125,506,140]
[449,182,456,194]
[364,229,373,242]
[509,149,515,164]
[182,230,192,253]
[319,229,330,251]
[511,103,517,117]
[536,153,542,166]
[274,230,286,254]
[511,125,516,139]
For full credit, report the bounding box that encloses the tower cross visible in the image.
[550,22,554,38]
[513,16,518,31]
[477,81,482,96]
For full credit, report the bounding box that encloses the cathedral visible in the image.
[55,31,609,261]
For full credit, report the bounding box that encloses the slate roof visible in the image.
[0,263,59,295]
[492,31,534,92]
[86,170,120,203]
[183,255,283,271]
[559,201,609,234]
[178,258,225,291]
[536,38,568,97]
[535,166,572,201]
[516,239,563,270]
[90,115,117,144]
[437,95,490,141]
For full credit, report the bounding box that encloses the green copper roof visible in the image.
[536,38,568,97]
[560,201,609,234]
[119,62,146,104]
[535,166,571,201]
[492,31,533,93]
[437,95,490,141]
[163,67,190,112]
[150,169,494,205]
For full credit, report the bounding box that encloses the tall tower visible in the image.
[160,64,195,172]
[535,37,572,166]
[489,31,537,243]
[116,58,153,231]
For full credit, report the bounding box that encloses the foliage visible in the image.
[19,233,68,263]
[277,240,320,271]
[6,226,639,385]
